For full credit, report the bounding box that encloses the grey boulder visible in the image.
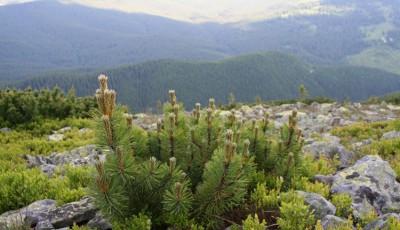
[87,212,112,230]
[303,135,355,168]
[364,213,400,230]
[330,155,400,218]
[35,220,55,230]
[0,199,57,228]
[48,134,64,142]
[0,197,97,229]
[0,127,11,133]
[49,197,97,228]
[382,131,400,140]
[25,145,103,176]
[321,215,350,230]
[297,191,336,219]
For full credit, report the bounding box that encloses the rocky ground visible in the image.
[2,102,400,229]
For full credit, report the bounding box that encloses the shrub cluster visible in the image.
[0,87,96,128]
[90,75,314,229]
[0,118,94,214]
[0,166,91,213]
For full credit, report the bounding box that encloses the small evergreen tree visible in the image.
[298,84,309,102]
[91,75,308,229]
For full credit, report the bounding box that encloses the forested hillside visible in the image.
[10,53,400,111]
[1,0,400,80]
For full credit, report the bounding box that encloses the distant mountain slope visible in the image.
[10,52,400,111]
[1,0,400,80]
[0,1,228,80]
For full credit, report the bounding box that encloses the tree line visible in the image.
[0,87,96,128]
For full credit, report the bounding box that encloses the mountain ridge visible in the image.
[1,0,400,80]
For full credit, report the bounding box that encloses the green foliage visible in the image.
[303,155,338,176]
[377,91,400,105]
[251,179,282,209]
[333,119,400,180]
[188,102,223,186]
[63,166,93,190]
[90,76,312,229]
[0,116,94,214]
[162,182,193,228]
[112,214,152,230]
[277,194,315,230]
[331,193,353,218]
[194,144,255,229]
[362,139,400,159]
[129,126,150,159]
[315,220,324,230]
[242,214,266,230]
[0,119,94,160]
[331,120,400,146]
[295,177,330,198]
[158,102,191,170]
[14,51,400,112]
[299,84,309,101]
[71,223,91,230]
[325,215,356,230]
[228,92,236,108]
[320,216,354,230]
[0,168,87,213]
[0,169,50,213]
[0,87,96,128]
[273,111,305,189]
[358,210,378,227]
[386,216,400,230]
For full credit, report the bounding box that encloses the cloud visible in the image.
[65,0,324,23]
[1,0,333,23]
[0,0,35,5]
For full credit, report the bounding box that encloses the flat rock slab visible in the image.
[0,199,56,228]
[0,197,97,229]
[49,197,97,228]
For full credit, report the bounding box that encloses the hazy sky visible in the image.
[0,0,327,23]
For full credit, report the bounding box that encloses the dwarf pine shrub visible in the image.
[0,168,87,213]
[242,214,266,230]
[277,194,315,230]
[90,75,308,229]
[251,177,283,210]
[331,193,353,218]
[386,216,400,230]
[295,177,330,198]
[111,213,152,230]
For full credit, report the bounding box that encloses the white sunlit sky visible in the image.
[0,0,330,23]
